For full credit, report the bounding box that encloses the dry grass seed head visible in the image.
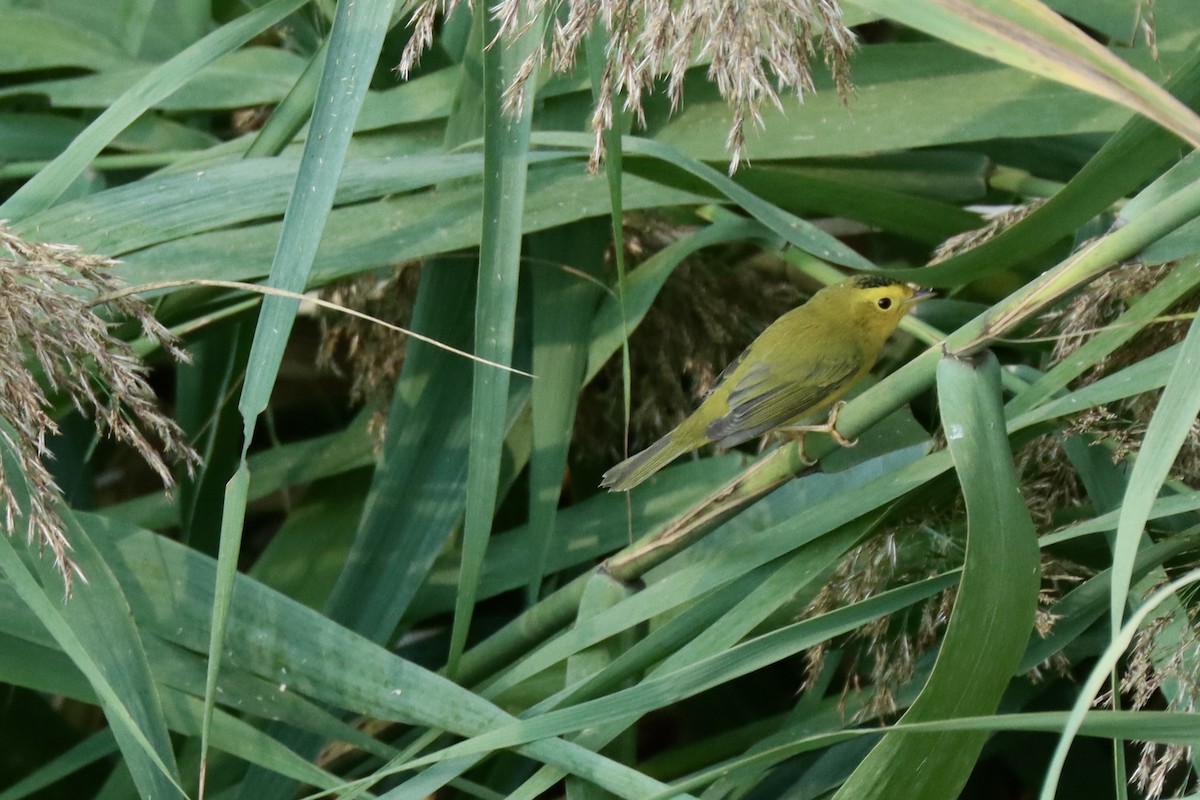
[398,0,856,172]
[1040,260,1200,483]
[1014,433,1085,531]
[800,529,961,722]
[316,263,423,444]
[927,200,1047,265]
[1113,599,1200,800]
[0,225,197,593]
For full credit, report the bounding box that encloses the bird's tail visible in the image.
[600,432,689,492]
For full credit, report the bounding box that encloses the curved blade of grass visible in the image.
[734,167,983,245]
[532,132,873,270]
[0,729,117,800]
[1040,568,1200,800]
[0,0,309,219]
[832,350,1040,800]
[243,39,328,159]
[448,0,542,677]
[848,0,1200,148]
[79,514,697,800]
[1109,310,1200,633]
[895,47,1200,286]
[207,0,398,787]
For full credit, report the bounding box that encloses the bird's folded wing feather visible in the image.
[704,352,861,447]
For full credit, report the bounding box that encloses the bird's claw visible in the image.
[824,401,858,448]
[775,401,858,462]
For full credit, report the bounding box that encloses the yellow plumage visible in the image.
[600,275,933,491]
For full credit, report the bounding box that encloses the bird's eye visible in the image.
[877,297,893,310]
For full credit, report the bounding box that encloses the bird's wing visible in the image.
[703,351,861,448]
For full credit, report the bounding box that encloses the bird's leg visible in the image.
[775,401,858,462]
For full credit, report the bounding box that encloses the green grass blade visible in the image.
[448,0,541,676]
[585,19,634,476]
[1110,311,1200,632]
[243,40,328,159]
[565,572,640,800]
[526,221,607,602]
[1040,569,1200,800]
[0,469,184,800]
[0,0,309,219]
[396,576,956,768]
[534,132,873,270]
[322,263,477,641]
[831,351,1040,800]
[898,48,1200,287]
[0,729,117,800]
[208,0,398,787]
[237,0,397,423]
[849,0,1200,148]
[199,465,249,790]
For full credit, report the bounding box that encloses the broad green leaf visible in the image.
[846,0,1200,149]
[832,351,1039,800]
[652,43,1136,162]
[322,262,478,642]
[0,9,134,72]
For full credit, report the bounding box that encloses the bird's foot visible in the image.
[776,402,858,462]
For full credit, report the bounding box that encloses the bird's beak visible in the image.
[907,284,936,302]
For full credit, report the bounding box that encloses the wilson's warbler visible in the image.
[600,275,934,491]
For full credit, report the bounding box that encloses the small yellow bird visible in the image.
[600,275,934,491]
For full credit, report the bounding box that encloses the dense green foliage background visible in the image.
[2,1,1200,799]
